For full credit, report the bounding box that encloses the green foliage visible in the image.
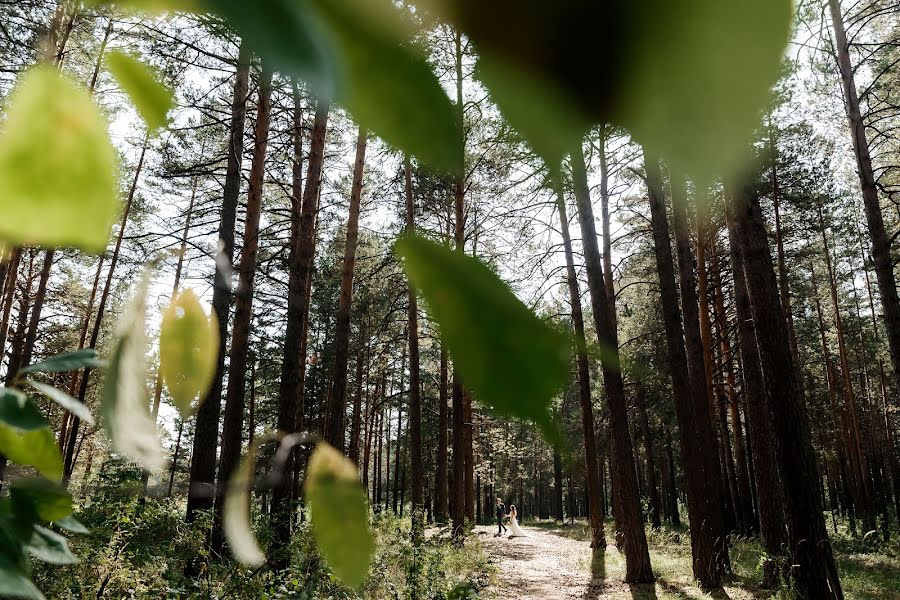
[305,442,374,588]
[396,235,569,439]
[0,389,63,480]
[19,349,103,375]
[158,289,218,418]
[203,0,462,171]
[105,50,174,134]
[0,65,119,253]
[458,0,791,181]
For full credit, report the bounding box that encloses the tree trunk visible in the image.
[724,206,787,568]
[635,387,661,530]
[324,127,367,451]
[270,96,330,565]
[211,66,273,555]
[555,187,605,547]
[185,40,251,524]
[435,344,449,522]
[828,0,900,438]
[730,178,843,599]
[404,155,425,536]
[572,142,653,583]
[643,151,728,587]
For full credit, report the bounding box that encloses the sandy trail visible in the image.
[475,524,632,599]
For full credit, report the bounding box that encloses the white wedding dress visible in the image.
[508,513,529,538]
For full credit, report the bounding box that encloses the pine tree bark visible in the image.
[435,345,449,522]
[211,66,273,555]
[270,97,330,564]
[404,155,425,536]
[324,127,367,451]
[828,0,900,429]
[643,151,728,587]
[555,188,605,548]
[572,142,653,582]
[186,40,251,523]
[730,179,844,599]
[724,207,787,566]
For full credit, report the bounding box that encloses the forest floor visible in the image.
[475,519,900,599]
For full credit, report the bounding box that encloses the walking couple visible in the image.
[495,497,529,538]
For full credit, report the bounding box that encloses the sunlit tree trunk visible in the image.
[572,142,653,582]
[186,40,251,524]
[324,127,367,451]
[211,66,273,555]
[644,152,727,587]
[555,187,605,548]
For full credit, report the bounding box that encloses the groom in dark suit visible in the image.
[495,497,507,536]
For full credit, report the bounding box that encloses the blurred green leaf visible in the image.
[51,516,89,535]
[19,349,103,375]
[305,442,373,588]
[25,381,93,426]
[159,289,218,418]
[0,390,62,480]
[475,56,589,166]
[0,389,46,431]
[0,557,43,600]
[396,235,569,438]
[311,0,462,172]
[25,526,77,565]
[205,0,333,94]
[10,478,72,523]
[106,50,174,134]
[619,0,791,183]
[101,271,165,472]
[447,0,790,182]
[0,65,119,253]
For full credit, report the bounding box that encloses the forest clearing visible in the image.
[1,0,900,598]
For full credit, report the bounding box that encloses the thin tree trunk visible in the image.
[404,155,425,536]
[435,344,449,522]
[635,386,661,530]
[63,136,148,483]
[211,66,273,555]
[324,127,367,451]
[572,142,652,583]
[555,188,605,548]
[270,97,330,565]
[185,40,251,525]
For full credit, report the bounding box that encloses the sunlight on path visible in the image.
[475,524,761,600]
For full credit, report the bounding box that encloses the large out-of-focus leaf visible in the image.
[19,349,103,375]
[10,478,72,523]
[0,65,119,253]
[436,0,790,182]
[396,235,569,438]
[159,289,218,418]
[0,390,63,480]
[204,0,333,95]
[24,526,77,565]
[106,50,174,134]
[222,441,265,567]
[101,271,165,472]
[26,381,93,425]
[310,0,462,172]
[0,558,43,600]
[305,442,373,588]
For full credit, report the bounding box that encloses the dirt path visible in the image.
[475,524,632,599]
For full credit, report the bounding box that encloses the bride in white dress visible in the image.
[507,505,529,538]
